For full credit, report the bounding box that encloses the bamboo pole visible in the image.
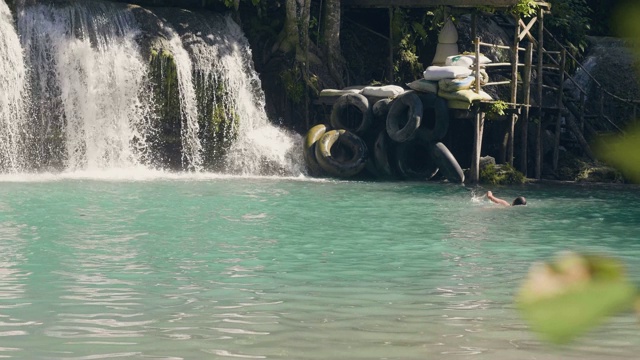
[535,7,544,180]
[552,48,566,171]
[521,42,533,176]
[471,106,485,183]
[388,7,394,83]
[474,37,481,94]
[508,13,520,166]
[579,91,585,132]
[470,37,483,183]
[599,87,605,124]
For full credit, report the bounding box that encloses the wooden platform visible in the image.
[343,0,550,9]
[342,0,521,8]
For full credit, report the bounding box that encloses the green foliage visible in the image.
[475,6,496,15]
[511,0,539,18]
[485,100,509,120]
[545,0,592,55]
[390,9,428,83]
[280,66,305,104]
[394,34,424,83]
[516,253,637,344]
[480,163,526,185]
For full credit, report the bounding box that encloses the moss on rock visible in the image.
[148,47,183,169]
[195,73,239,171]
[480,163,527,185]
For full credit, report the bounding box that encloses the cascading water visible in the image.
[1,0,304,176]
[159,11,303,176]
[18,1,155,171]
[0,0,28,172]
[155,20,204,171]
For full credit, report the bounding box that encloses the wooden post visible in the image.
[553,48,566,171]
[579,91,585,132]
[521,42,533,176]
[535,7,544,180]
[388,7,394,83]
[599,87,605,124]
[508,13,520,166]
[471,106,485,183]
[474,37,481,94]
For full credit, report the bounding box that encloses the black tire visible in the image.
[330,93,372,135]
[395,137,439,180]
[386,91,423,143]
[431,142,464,183]
[303,124,328,176]
[372,98,393,119]
[315,129,368,178]
[373,129,395,179]
[415,92,449,142]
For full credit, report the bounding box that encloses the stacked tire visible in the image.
[305,90,464,183]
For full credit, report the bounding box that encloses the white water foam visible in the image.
[0,0,28,172]
[0,170,322,183]
[173,12,304,176]
[158,22,204,171]
[18,2,155,171]
[6,2,304,177]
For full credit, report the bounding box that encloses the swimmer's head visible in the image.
[512,196,527,206]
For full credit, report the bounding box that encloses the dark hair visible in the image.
[512,196,527,206]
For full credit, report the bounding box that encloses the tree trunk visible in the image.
[320,0,344,88]
[277,0,300,54]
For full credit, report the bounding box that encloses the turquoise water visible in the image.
[0,174,639,359]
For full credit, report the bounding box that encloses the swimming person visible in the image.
[486,191,527,206]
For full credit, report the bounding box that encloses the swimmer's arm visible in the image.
[486,191,510,206]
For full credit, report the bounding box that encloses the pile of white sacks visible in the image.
[407,18,494,110]
[317,19,497,111]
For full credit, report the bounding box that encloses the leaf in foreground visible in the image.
[515,252,637,344]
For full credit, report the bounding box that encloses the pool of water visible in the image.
[0,173,638,359]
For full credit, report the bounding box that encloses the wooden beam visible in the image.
[343,0,520,8]
[518,18,537,42]
[535,7,544,180]
[552,47,566,171]
[389,7,394,83]
[521,42,533,176]
[470,106,486,183]
[508,13,520,166]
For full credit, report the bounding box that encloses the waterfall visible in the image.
[0,0,304,176]
[156,21,204,171]
[18,1,155,171]
[0,0,28,172]
[158,11,303,176]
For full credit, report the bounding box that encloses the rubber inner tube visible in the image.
[372,129,395,179]
[395,137,439,180]
[330,93,372,135]
[386,91,423,142]
[431,142,464,183]
[372,98,393,119]
[315,129,368,178]
[415,92,449,142]
[303,124,328,176]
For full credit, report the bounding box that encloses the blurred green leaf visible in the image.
[615,2,640,66]
[595,126,640,183]
[516,253,637,344]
